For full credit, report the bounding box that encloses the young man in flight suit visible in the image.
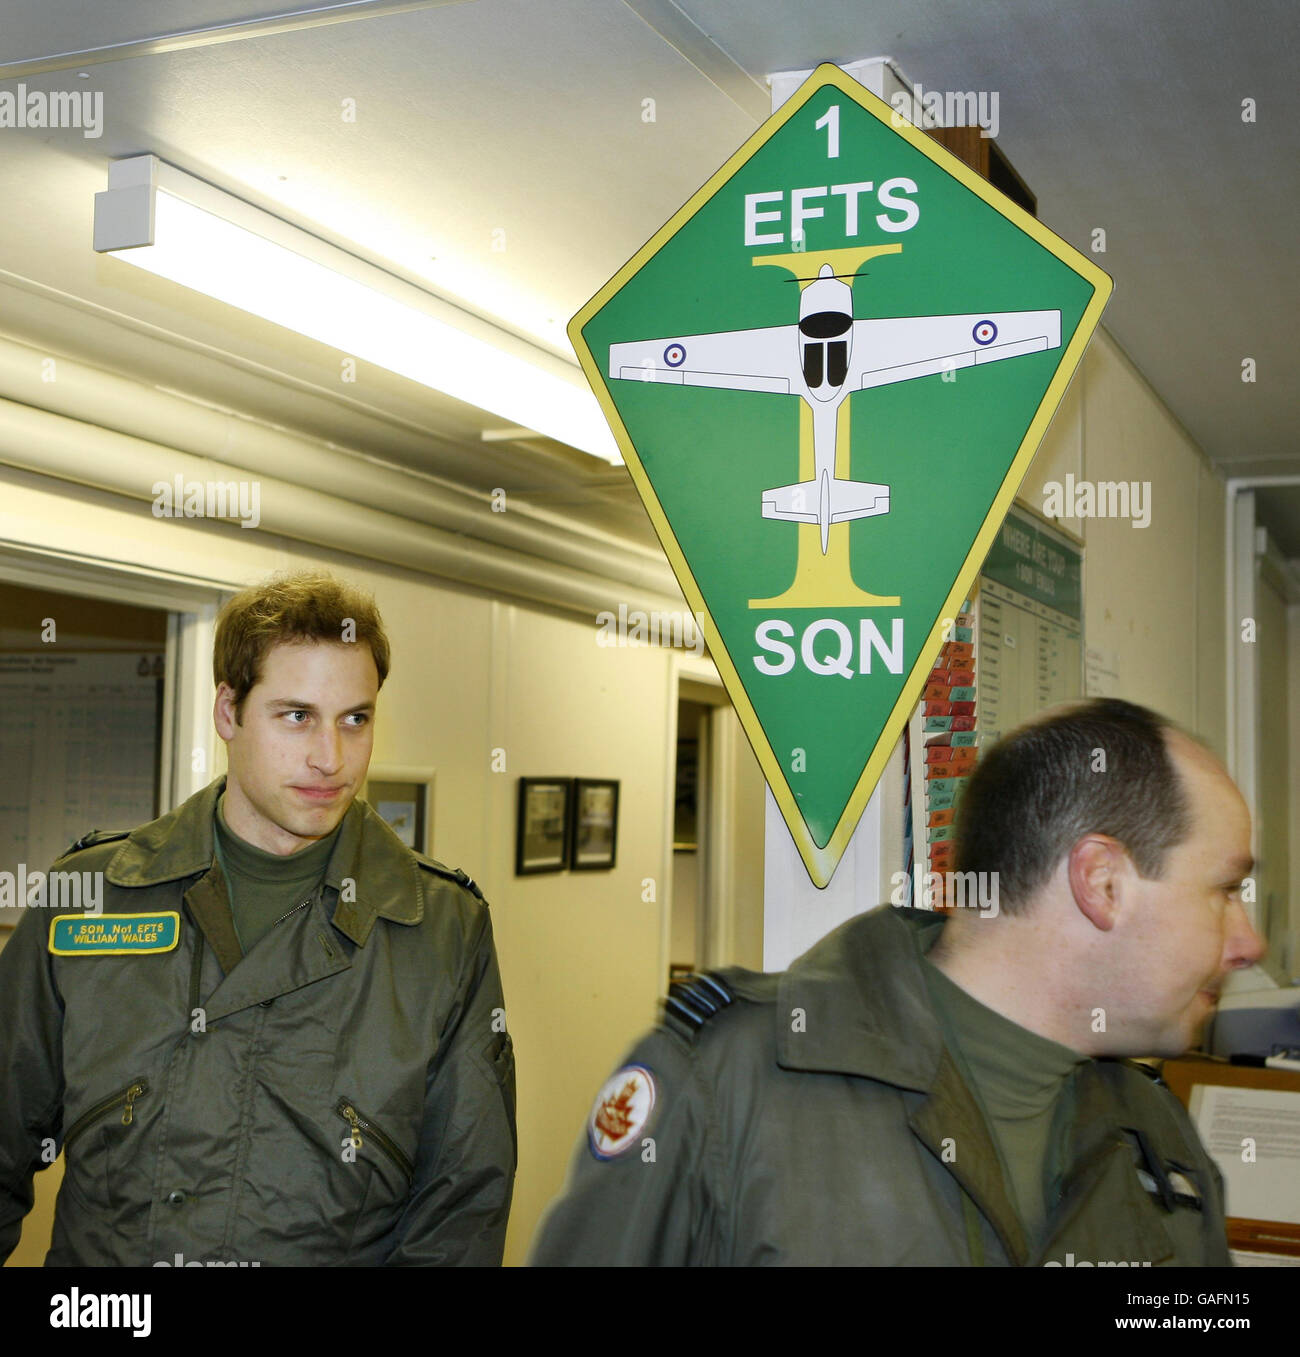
[531,698,1262,1266]
[0,570,515,1266]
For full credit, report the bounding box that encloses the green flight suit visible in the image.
[530,905,1229,1266]
[0,776,515,1267]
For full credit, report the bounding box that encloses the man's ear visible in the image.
[213,682,238,740]
[1068,835,1127,932]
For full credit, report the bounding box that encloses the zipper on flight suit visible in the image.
[270,899,312,930]
[336,1099,414,1180]
[187,898,313,1016]
[63,1079,149,1149]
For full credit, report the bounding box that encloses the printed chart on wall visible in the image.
[0,651,163,924]
[904,505,1082,903]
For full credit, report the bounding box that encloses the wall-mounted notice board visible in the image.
[976,503,1083,745]
[904,504,1083,901]
[0,651,162,925]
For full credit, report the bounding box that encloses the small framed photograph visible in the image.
[571,778,619,871]
[365,764,435,854]
[516,778,572,875]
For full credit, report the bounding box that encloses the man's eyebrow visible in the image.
[265,698,376,715]
[1227,855,1254,879]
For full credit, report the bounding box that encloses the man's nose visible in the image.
[1225,900,1267,969]
[308,726,343,773]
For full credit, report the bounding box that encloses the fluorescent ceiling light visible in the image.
[93,155,620,464]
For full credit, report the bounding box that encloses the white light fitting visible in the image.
[93,155,620,463]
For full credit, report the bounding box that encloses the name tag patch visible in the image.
[49,912,180,955]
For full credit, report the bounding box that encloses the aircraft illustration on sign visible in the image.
[609,262,1061,555]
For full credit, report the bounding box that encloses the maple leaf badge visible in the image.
[588,1064,657,1159]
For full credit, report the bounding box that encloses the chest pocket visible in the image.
[1119,1126,1216,1264]
[337,1097,415,1256]
[60,1077,152,1235]
[1039,1135,1179,1267]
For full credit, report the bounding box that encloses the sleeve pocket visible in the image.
[475,1030,516,1163]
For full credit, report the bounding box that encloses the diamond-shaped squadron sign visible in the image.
[571,63,1112,887]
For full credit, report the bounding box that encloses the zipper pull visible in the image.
[341,1103,363,1150]
[122,1083,144,1126]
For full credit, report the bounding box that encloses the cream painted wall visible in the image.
[1078,334,1218,732]
[1015,330,1227,748]
[1194,461,1228,758]
[1256,571,1292,982]
[487,602,677,1263]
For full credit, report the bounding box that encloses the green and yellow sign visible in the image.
[571,63,1111,886]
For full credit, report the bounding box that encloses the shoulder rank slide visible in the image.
[662,971,735,1039]
[414,854,485,900]
[62,828,131,856]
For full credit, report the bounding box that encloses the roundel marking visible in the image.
[588,1064,657,1159]
[972,320,998,346]
[663,343,686,368]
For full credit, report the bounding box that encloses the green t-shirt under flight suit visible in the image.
[921,956,1089,1252]
[214,793,341,954]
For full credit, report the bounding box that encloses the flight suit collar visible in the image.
[200,893,353,1021]
[776,904,949,1089]
[775,905,1029,1262]
[102,775,424,946]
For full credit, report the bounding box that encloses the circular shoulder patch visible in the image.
[588,1064,656,1159]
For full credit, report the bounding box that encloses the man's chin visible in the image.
[1137,1021,1200,1061]
[1152,1009,1213,1060]
[279,796,352,842]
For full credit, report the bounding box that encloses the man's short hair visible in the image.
[214,570,391,722]
[953,698,1193,914]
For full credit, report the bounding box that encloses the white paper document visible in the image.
[1190,1084,1300,1224]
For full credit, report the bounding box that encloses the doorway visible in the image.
[670,697,710,979]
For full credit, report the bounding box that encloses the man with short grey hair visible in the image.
[531,698,1262,1266]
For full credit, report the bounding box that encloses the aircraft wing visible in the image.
[609,325,797,395]
[850,310,1061,390]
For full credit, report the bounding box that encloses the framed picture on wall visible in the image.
[571,778,619,871]
[516,777,572,875]
[364,764,435,854]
